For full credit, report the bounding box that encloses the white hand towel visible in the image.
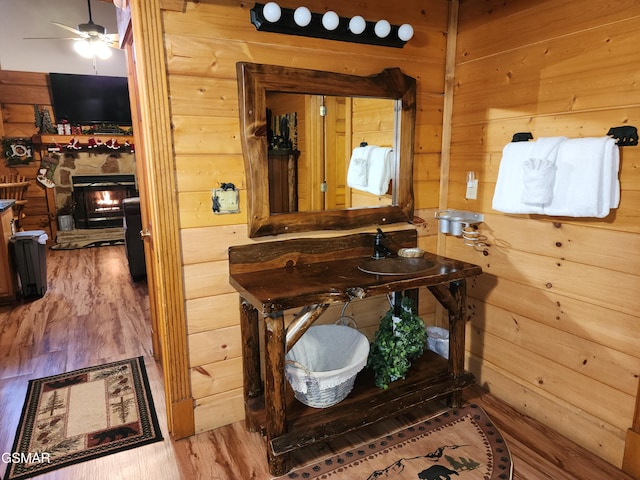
[492,141,545,214]
[521,158,556,205]
[521,136,566,205]
[364,147,393,196]
[347,146,373,190]
[543,137,619,218]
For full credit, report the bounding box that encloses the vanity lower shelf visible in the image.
[246,350,475,457]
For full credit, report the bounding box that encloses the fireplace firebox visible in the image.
[72,175,138,229]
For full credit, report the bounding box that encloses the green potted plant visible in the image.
[56,197,76,231]
[367,296,427,389]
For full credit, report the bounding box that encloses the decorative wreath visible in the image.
[2,138,34,166]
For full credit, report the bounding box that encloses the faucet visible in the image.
[372,228,392,259]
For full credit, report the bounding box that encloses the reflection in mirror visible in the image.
[237,62,416,237]
[266,93,397,214]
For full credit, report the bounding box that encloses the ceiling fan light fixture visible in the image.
[74,38,112,59]
[74,39,94,58]
[93,40,112,59]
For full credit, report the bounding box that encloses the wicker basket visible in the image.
[285,324,370,408]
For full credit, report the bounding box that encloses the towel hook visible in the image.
[512,132,533,142]
[607,126,638,146]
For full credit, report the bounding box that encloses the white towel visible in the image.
[347,146,374,190]
[521,158,556,205]
[364,147,393,196]
[493,141,545,214]
[543,137,619,218]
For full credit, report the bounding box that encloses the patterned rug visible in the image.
[275,405,512,480]
[3,357,163,480]
[50,227,125,250]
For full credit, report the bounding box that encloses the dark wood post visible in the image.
[263,311,289,475]
[240,298,261,431]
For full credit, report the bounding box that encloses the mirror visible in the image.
[237,62,416,237]
[266,93,396,213]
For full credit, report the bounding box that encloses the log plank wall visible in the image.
[446,0,640,468]
[163,0,449,435]
[1,0,638,472]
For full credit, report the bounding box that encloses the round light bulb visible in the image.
[349,15,366,35]
[263,2,281,23]
[94,41,112,59]
[374,19,391,38]
[294,6,312,27]
[74,39,93,58]
[398,23,414,41]
[322,11,340,31]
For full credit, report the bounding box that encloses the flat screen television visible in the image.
[49,73,132,126]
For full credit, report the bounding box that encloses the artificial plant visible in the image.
[367,296,427,389]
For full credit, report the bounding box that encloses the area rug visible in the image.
[50,227,125,250]
[3,357,163,480]
[50,239,125,250]
[276,404,512,480]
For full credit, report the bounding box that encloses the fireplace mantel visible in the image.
[32,134,134,152]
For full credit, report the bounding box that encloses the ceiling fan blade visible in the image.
[23,36,78,41]
[52,21,86,37]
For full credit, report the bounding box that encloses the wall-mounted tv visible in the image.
[49,73,132,126]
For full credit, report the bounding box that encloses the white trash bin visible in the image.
[426,326,449,359]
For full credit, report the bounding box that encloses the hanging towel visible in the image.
[364,147,393,196]
[492,141,545,214]
[521,136,566,205]
[347,146,374,190]
[543,136,620,218]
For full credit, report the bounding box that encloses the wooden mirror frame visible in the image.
[237,62,416,237]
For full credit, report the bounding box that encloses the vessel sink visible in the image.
[358,257,435,276]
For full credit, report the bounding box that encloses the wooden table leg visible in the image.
[448,279,466,407]
[240,298,261,432]
[428,279,467,408]
[263,311,290,476]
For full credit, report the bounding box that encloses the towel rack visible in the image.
[512,132,533,142]
[511,127,638,146]
[607,126,638,146]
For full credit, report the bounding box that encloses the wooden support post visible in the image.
[264,311,289,475]
[428,279,466,407]
[240,298,262,432]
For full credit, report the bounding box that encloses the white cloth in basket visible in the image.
[285,324,369,396]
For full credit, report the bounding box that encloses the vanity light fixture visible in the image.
[250,3,414,48]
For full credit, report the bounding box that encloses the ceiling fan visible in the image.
[25,0,119,60]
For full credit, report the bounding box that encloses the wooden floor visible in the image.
[0,246,633,480]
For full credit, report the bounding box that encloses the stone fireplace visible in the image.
[51,149,136,231]
[72,174,138,229]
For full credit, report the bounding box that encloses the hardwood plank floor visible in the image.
[0,246,633,479]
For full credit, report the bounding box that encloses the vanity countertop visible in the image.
[0,200,16,213]
[229,230,482,314]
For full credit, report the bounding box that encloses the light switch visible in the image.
[212,187,240,214]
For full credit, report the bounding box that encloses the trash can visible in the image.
[426,326,450,359]
[10,230,48,299]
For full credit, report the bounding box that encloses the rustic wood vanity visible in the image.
[228,230,482,475]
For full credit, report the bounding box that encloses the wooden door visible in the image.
[121,0,194,439]
[324,96,347,210]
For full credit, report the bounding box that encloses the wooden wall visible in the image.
[447,0,640,467]
[0,70,53,236]
[164,0,450,433]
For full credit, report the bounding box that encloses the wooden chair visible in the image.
[0,174,30,231]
